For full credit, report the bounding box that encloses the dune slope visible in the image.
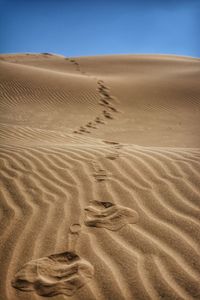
[0,53,200,300]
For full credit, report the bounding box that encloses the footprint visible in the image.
[79,126,90,133]
[105,153,119,160]
[103,140,119,145]
[12,251,94,297]
[98,84,110,91]
[99,102,106,107]
[100,90,110,98]
[86,122,97,129]
[113,144,123,150]
[12,223,94,297]
[91,160,104,172]
[73,130,82,134]
[108,105,118,112]
[84,201,139,231]
[94,117,105,124]
[97,81,110,91]
[93,172,108,182]
[97,80,104,85]
[103,110,113,119]
[100,99,110,105]
[91,161,110,182]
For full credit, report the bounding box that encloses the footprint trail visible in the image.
[66,57,120,135]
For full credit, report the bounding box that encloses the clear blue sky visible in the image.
[0,0,199,57]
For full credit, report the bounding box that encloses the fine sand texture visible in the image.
[0,53,200,300]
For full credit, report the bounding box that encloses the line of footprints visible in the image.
[11,59,135,298]
[73,80,120,135]
[66,58,120,135]
[12,201,139,297]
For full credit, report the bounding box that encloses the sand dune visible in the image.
[0,53,200,300]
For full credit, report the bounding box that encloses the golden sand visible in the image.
[0,53,200,299]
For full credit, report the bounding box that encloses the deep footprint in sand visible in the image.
[12,252,94,297]
[84,201,139,231]
[12,224,94,297]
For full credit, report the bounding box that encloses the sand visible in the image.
[0,53,200,300]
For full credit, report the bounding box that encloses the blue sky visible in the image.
[0,0,199,57]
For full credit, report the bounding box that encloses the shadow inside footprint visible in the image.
[105,154,119,160]
[93,173,107,182]
[12,251,94,297]
[103,140,119,145]
[84,201,139,231]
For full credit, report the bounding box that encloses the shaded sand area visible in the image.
[0,53,200,300]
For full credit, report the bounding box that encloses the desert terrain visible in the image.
[0,53,200,300]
